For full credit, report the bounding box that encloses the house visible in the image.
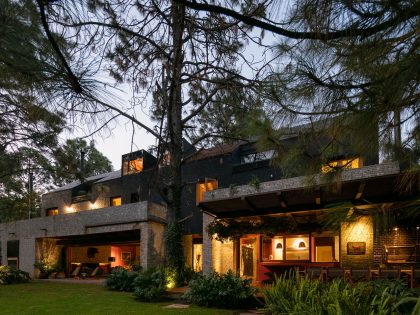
[0,129,418,280]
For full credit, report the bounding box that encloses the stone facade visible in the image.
[0,201,166,277]
[340,216,375,268]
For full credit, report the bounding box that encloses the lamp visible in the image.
[298,241,306,248]
[276,243,283,249]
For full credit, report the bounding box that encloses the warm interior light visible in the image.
[393,227,399,231]
[298,241,306,248]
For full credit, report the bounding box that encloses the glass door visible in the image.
[240,236,258,278]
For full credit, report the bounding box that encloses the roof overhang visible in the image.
[199,162,418,218]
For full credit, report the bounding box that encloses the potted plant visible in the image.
[34,259,58,279]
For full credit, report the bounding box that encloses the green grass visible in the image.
[0,282,234,315]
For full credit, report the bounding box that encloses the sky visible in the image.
[58,2,287,170]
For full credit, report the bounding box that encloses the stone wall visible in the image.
[202,213,214,274]
[182,235,193,269]
[0,201,166,277]
[340,216,374,268]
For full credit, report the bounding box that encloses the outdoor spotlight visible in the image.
[276,243,283,249]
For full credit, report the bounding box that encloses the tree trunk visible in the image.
[164,1,185,279]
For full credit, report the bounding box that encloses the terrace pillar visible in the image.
[0,237,7,265]
[202,213,214,275]
[19,238,36,277]
[140,222,165,269]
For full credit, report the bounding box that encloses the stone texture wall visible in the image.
[182,235,193,269]
[0,201,166,277]
[140,221,165,269]
[340,216,374,268]
[202,213,214,275]
[204,162,400,202]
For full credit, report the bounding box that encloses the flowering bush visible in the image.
[0,266,30,285]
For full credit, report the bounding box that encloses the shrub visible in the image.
[263,272,420,315]
[132,268,167,302]
[183,270,257,309]
[0,266,30,285]
[104,267,138,292]
[34,259,59,276]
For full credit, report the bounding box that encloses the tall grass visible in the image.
[263,271,419,315]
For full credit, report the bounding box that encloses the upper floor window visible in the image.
[321,157,362,173]
[122,157,143,175]
[110,196,122,207]
[241,150,275,164]
[196,178,218,204]
[46,208,59,216]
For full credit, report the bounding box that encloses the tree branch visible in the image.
[175,0,419,40]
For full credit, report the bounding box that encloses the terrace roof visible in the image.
[198,162,411,218]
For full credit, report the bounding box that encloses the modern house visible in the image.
[0,128,419,280]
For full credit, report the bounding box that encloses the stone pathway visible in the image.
[163,304,190,309]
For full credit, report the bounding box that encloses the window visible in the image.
[241,150,275,164]
[122,157,143,175]
[321,157,362,173]
[192,238,203,272]
[262,236,284,261]
[110,196,122,207]
[46,208,59,216]
[196,178,218,204]
[285,235,310,260]
[312,232,339,262]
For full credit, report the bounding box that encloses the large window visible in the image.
[192,238,203,272]
[241,150,275,164]
[321,157,362,173]
[285,235,310,260]
[262,236,284,261]
[196,178,218,204]
[312,232,339,262]
[122,157,143,175]
[261,233,339,262]
[46,208,59,216]
[110,196,122,207]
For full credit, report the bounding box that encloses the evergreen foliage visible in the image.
[264,272,420,315]
[183,270,257,309]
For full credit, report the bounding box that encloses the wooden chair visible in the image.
[369,267,380,280]
[325,267,345,281]
[90,266,100,277]
[379,268,400,280]
[306,267,326,281]
[71,265,81,278]
[349,269,370,283]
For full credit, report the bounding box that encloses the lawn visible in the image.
[0,282,234,315]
